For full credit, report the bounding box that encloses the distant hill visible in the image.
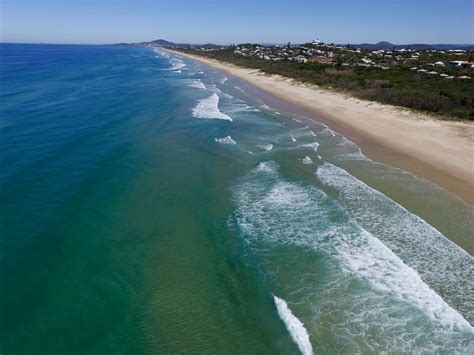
[351,41,474,50]
[146,39,180,47]
[115,39,225,49]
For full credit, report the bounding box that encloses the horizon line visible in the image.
[1,40,473,46]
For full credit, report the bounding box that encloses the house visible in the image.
[449,61,462,68]
[449,61,473,68]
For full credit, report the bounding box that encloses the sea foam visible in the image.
[335,137,367,160]
[188,80,206,90]
[316,162,474,325]
[257,144,273,152]
[274,295,313,355]
[233,161,473,352]
[192,93,232,121]
[226,102,260,113]
[300,142,319,152]
[292,126,317,139]
[319,127,336,137]
[168,58,186,71]
[215,135,236,145]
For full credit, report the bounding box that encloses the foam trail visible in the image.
[153,48,169,58]
[292,126,316,139]
[274,295,313,355]
[319,126,336,137]
[167,58,186,71]
[259,102,272,111]
[233,162,473,352]
[192,93,232,121]
[255,161,277,172]
[226,102,260,113]
[245,164,471,331]
[234,86,248,95]
[316,162,474,324]
[188,80,206,90]
[301,142,319,152]
[258,144,273,151]
[334,137,367,160]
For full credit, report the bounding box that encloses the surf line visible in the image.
[273,295,314,355]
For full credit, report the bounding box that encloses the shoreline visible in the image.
[170,50,474,205]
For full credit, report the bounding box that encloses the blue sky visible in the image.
[2,0,473,44]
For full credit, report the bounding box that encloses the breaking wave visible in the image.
[232,161,473,353]
[316,162,474,324]
[188,79,206,90]
[215,135,236,145]
[167,58,186,71]
[300,142,319,152]
[192,93,232,121]
[274,295,313,355]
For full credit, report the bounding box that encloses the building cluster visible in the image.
[193,40,473,80]
[410,60,473,79]
[231,41,340,64]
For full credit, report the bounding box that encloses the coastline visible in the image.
[170,50,474,205]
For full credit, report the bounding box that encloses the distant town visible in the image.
[133,39,473,80]
[122,38,474,119]
[226,41,473,80]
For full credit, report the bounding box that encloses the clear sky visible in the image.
[1,0,473,45]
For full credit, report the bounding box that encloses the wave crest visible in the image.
[192,93,232,121]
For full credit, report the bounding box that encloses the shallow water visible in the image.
[1,44,473,354]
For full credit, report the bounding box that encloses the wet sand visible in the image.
[171,50,474,205]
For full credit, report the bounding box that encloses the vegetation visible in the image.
[181,47,474,120]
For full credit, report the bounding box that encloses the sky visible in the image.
[1,0,473,45]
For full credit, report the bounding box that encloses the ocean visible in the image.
[0,43,473,354]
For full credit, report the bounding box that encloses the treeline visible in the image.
[184,49,474,120]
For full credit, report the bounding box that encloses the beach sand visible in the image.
[172,50,474,205]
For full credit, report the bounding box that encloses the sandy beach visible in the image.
[171,50,474,205]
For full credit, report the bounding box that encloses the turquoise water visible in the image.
[1,44,473,354]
